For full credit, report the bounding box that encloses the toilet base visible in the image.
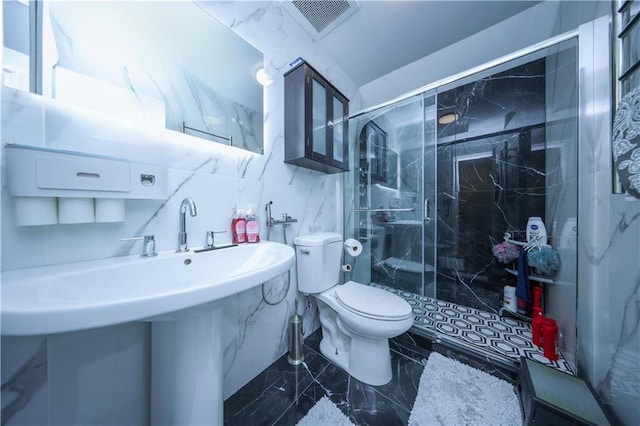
[319,332,392,386]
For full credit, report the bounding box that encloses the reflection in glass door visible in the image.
[311,77,328,158]
[346,37,577,315]
[346,92,437,298]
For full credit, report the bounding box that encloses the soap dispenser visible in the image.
[231,207,247,244]
[246,204,260,243]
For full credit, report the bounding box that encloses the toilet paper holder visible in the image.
[343,238,362,257]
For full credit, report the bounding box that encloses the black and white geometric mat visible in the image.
[372,283,575,375]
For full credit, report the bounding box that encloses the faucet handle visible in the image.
[120,235,157,257]
[205,231,226,248]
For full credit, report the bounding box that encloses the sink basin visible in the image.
[2,240,294,424]
[1,241,294,336]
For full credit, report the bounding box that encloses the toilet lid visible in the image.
[335,282,412,320]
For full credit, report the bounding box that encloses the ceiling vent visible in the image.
[284,0,360,40]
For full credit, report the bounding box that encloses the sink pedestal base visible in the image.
[150,302,224,425]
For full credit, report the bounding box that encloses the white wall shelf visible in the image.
[504,268,555,285]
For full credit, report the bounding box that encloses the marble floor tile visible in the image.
[225,330,423,426]
[296,332,417,424]
[271,391,320,426]
[223,348,330,425]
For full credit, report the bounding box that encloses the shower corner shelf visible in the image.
[504,268,555,285]
[498,306,531,322]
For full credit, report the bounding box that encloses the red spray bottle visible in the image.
[542,318,559,361]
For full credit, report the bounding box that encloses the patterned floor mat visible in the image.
[372,283,575,375]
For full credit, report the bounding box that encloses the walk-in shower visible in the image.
[344,36,579,368]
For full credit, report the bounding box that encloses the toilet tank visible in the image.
[294,232,342,293]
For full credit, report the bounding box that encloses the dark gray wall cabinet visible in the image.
[284,61,349,174]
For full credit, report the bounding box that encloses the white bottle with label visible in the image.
[503,285,517,312]
[246,205,260,243]
[526,217,547,245]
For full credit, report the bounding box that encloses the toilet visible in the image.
[294,232,413,386]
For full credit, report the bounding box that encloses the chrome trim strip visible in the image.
[350,208,415,212]
[350,29,579,119]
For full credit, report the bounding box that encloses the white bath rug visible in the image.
[409,353,522,426]
[296,396,355,426]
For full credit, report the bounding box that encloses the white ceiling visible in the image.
[300,0,541,86]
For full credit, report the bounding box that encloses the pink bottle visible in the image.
[246,205,260,243]
[231,208,247,244]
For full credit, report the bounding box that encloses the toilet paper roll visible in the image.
[58,197,95,224]
[343,238,362,257]
[13,197,58,226]
[95,199,125,223]
[341,264,352,272]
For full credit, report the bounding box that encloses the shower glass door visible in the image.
[346,92,437,297]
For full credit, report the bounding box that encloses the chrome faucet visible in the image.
[177,198,197,252]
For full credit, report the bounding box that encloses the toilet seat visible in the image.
[335,281,412,321]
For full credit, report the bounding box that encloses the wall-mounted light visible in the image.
[255,68,274,87]
[438,112,458,125]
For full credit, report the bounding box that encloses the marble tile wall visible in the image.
[0,2,360,424]
[435,126,549,313]
[577,17,640,425]
[597,195,640,424]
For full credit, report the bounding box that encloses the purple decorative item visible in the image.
[612,86,640,199]
[492,242,520,263]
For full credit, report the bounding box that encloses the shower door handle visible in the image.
[424,198,431,224]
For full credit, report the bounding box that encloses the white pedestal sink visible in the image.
[151,303,225,425]
[1,242,295,425]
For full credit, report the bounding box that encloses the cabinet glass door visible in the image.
[332,95,345,164]
[311,77,327,158]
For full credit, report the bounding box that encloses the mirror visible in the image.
[2,0,264,154]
